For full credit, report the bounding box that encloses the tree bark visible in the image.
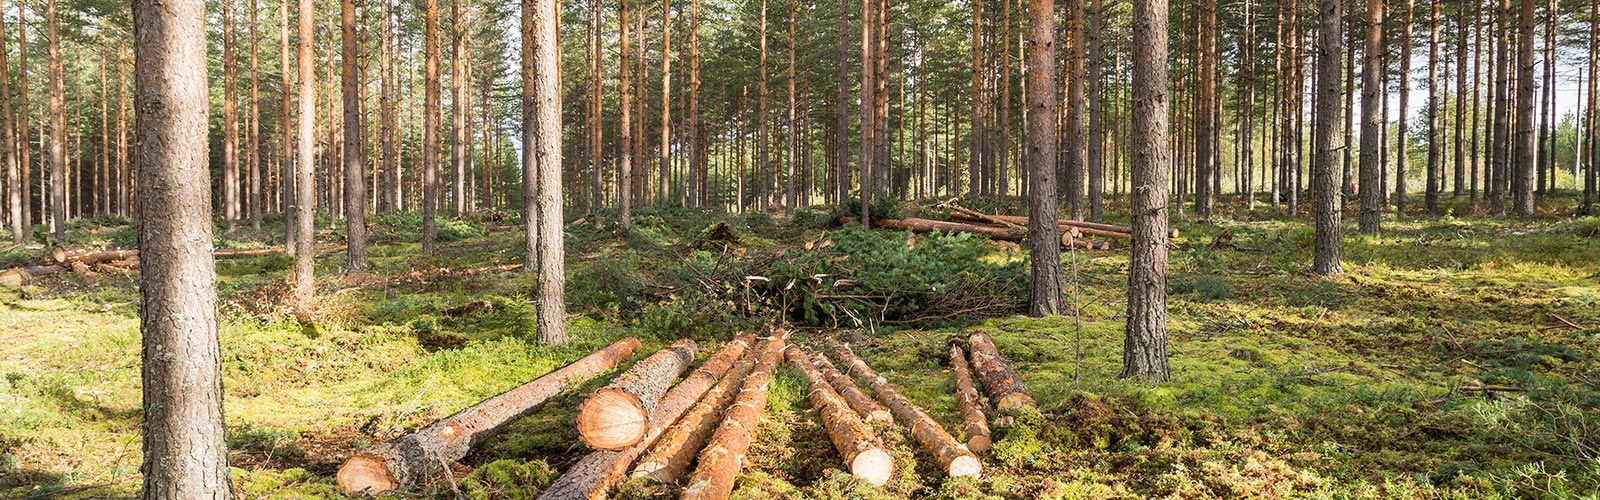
[631,336,773,484]
[680,331,791,500]
[46,0,65,242]
[280,0,296,250]
[453,0,472,217]
[222,0,239,233]
[1125,0,1172,382]
[823,339,981,478]
[1357,0,1383,233]
[422,0,441,254]
[130,0,235,493]
[2,0,19,245]
[342,0,366,270]
[967,331,1036,411]
[1587,0,1598,213]
[1512,0,1534,217]
[248,0,262,230]
[1425,0,1441,215]
[1086,0,1104,221]
[1312,0,1345,276]
[660,0,673,205]
[1193,0,1216,218]
[1395,0,1413,214]
[1065,0,1087,219]
[1027,0,1061,317]
[336,338,641,496]
[523,0,567,345]
[784,347,894,487]
[14,0,30,240]
[293,0,317,320]
[577,339,697,450]
[949,346,992,453]
[799,345,892,423]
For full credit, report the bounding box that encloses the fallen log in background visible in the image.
[967,332,1036,412]
[630,336,777,484]
[949,346,992,453]
[804,349,893,424]
[538,335,754,500]
[680,330,792,500]
[950,212,1178,239]
[824,339,981,479]
[785,347,894,487]
[49,245,286,266]
[335,338,643,496]
[0,265,66,287]
[839,217,1025,241]
[577,339,698,450]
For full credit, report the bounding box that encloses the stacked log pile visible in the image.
[681,330,792,500]
[785,347,895,486]
[824,339,982,479]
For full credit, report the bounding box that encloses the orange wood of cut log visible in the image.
[630,336,778,484]
[680,330,792,500]
[967,332,1036,411]
[804,348,892,424]
[334,338,642,496]
[577,338,698,450]
[785,347,894,486]
[537,335,755,500]
[949,346,993,453]
[823,339,982,479]
[0,265,66,287]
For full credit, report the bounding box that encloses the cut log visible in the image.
[945,201,1025,230]
[804,348,892,424]
[949,346,992,453]
[949,212,1178,239]
[839,217,1026,241]
[785,347,894,487]
[680,330,792,500]
[823,339,981,479]
[577,338,698,450]
[334,338,642,496]
[630,336,779,484]
[537,335,755,500]
[50,246,285,265]
[967,332,1036,411]
[0,265,67,287]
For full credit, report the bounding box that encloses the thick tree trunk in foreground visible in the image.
[1312,0,1345,276]
[292,0,317,320]
[800,346,892,423]
[336,338,641,496]
[632,337,774,484]
[131,0,235,494]
[539,336,753,500]
[1125,0,1172,382]
[825,340,981,478]
[784,347,894,487]
[524,0,568,345]
[1027,0,1062,317]
[577,339,697,450]
[680,331,791,500]
[967,331,1036,411]
[950,346,992,453]
[1357,0,1383,233]
[341,0,366,270]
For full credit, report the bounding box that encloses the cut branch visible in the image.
[950,346,992,453]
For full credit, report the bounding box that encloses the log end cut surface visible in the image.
[851,448,895,487]
[577,388,649,450]
[966,434,992,454]
[335,452,398,496]
[947,454,983,479]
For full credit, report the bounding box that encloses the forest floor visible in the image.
[2,195,1599,499]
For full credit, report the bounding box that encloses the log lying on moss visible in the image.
[537,336,754,500]
[335,338,642,496]
[785,347,894,487]
[630,336,779,484]
[680,330,792,500]
[803,349,892,424]
[839,217,1026,241]
[49,245,285,265]
[949,346,992,453]
[824,339,981,479]
[577,338,698,450]
[967,332,1035,411]
[949,212,1178,239]
[0,265,66,287]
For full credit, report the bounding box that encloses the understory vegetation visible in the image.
[2,195,1598,499]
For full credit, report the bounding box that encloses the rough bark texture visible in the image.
[966,331,1036,411]
[1027,0,1062,317]
[1194,0,1217,218]
[803,346,891,424]
[524,0,568,344]
[949,346,992,453]
[824,339,982,478]
[130,0,235,494]
[1512,0,1534,218]
[341,0,366,270]
[785,347,894,487]
[292,0,316,321]
[335,338,641,496]
[631,337,774,484]
[1312,0,1345,276]
[1357,0,1384,233]
[680,331,792,500]
[577,339,698,450]
[0,265,68,287]
[1125,0,1171,382]
[1,0,18,246]
[538,336,753,500]
[422,0,441,254]
[46,0,65,242]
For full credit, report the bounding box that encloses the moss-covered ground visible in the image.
[2,196,1598,499]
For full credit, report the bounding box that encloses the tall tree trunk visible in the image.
[859,0,873,225]
[249,0,263,230]
[1489,0,1509,213]
[619,0,633,227]
[1586,0,1598,213]
[1424,0,1441,215]
[784,0,796,213]
[281,0,296,250]
[1065,0,1086,219]
[223,0,239,233]
[1357,0,1382,233]
[1395,0,1413,214]
[872,0,887,202]
[1126,0,1171,381]
[1536,0,1553,196]
[1511,0,1534,217]
[524,0,567,344]
[2,0,19,245]
[46,0,65,241]
[294,0,318,319]
[689,0,703,207]
[131,0,235,494]
[835,0,849,207]
[1240,0,1256,210]
[1453,0,1467,198]
[757,0,769,209]
[1086,0,1104,221]
[1027,0,1060,317]
[423,0,441,253]
[381,0,397,213]
[342,0,366,269]
[1193,0,1215,218]
[15,0,30,238]
[452,0,471,217]
[968,0,982,198]
[660,0,672,205]
[1312,0,1344,275]
[998,0,1012,200]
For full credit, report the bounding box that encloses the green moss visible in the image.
[459,459,556,500]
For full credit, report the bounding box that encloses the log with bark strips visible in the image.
[949,346,992,453]
[804,348,893,424]
[49,245,287,265]
[537,335,755,500]
[785,347,894,486]
[577,338,698,450]
[334,338,643,496]
[967,331,1036,411]
[680,330,792,500]
[949,212,1179,238]
[823,339,982,478]
[630,336,779,484]
[0,265,67,287]
[838,217,1026,241]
